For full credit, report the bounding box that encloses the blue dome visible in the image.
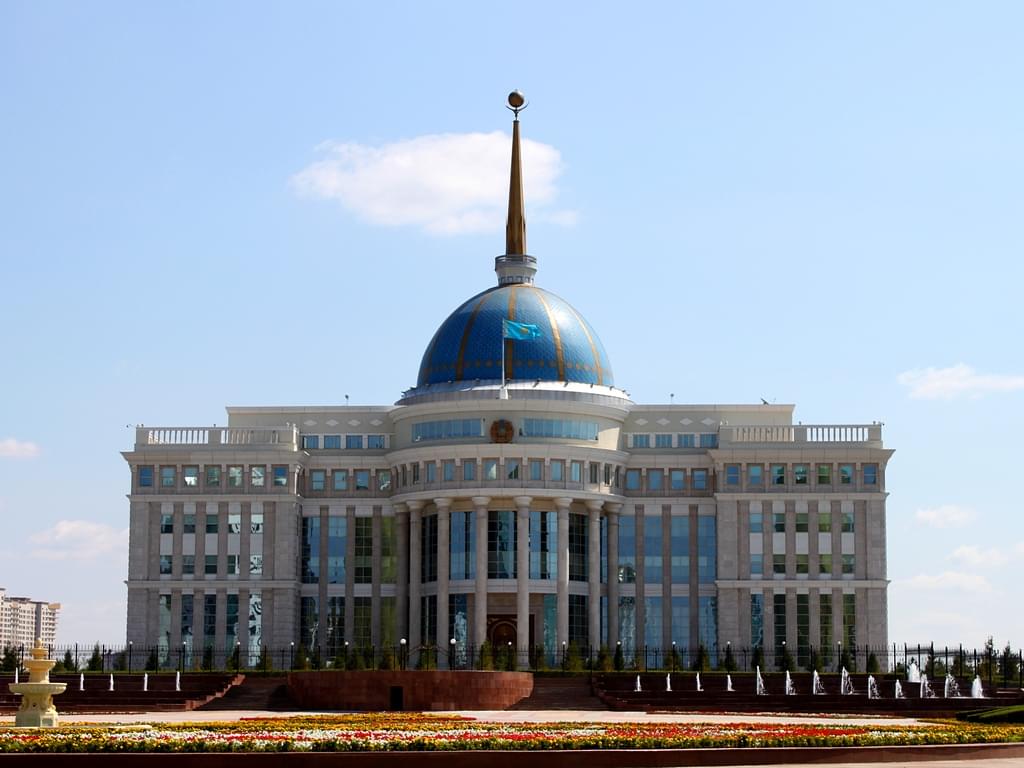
[417,284,614,387]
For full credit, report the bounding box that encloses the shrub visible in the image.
[613,643,625,671]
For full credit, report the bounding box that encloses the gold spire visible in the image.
[505,90,527,255]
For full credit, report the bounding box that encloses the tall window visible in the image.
[529,460,543,481]
[203,594,217,649]
[773,593,786,653]
[506,458,520,480]
[771,465,786,485]
[625,470,641,490]
[670,596,689,648]
[697,516,716,583]
[619,596,636,654]
[569,594,589,648]
[750,510,763,533]
[327,516,346,584]
[618,515,636,583]
[421,595,437,647]
[748,465,763,486]
[324,596,344,656]
[353,597,372,648]
[450,511,476,580]
[817,464,832,485]
[333,470,348,491]
[670,516,689,582]
[488,510,516,578]
[225,593,239,650]
[354,517,372,583]
[698,596,717,659]
[839,464,853,484]
[205,466,220,487]
[301,517,320,584]
[843,593,856,649]
[643,514,662,584]
[644,596,662,649]
[863,464,878,485]
[530,510,556,580]
[161,467,176,488]
[310,470,325,492]
[250,466,265,487]
[180,594,194,656]
[725,465,740,485]
[794,465,808,485]
[691,469,707,490]
[463,461,476,481]
[139,466,154,487]
[380,517,396,583]
[797,593,809,665]
[819,592,833,653]
[647,469,663,491]
[421,514,438,583]
[670,469,684,490]
[750,593,764,648]
[184,467,199,487]
[569,513,587,582]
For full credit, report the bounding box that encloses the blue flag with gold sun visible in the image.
[502,319,542,340]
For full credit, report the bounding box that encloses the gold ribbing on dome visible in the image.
[505,90,527,255]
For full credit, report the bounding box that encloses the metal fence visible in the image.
[2,642,1021,687]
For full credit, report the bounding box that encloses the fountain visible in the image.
[920,674,934,698]
[109,674,114,692]
[812,669,825,694]
[944,672,961,698]
[634,674,642,692]
[755,666,766,695]
[726,674,734,692]
[907,659,920,683]
[78,673,84,692]
[143,672,149,692]
[971,675,984,698]
[894,679,904,698]
[175,671,181,693]
[867,675,879,699]
[695,672,703,692]
[8,638,67,727]
[840,667,855,695]
[665,673,672,692]
[784,670,796,695]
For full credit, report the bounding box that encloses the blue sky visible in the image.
[2,1,1022,649]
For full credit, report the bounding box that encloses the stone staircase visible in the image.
[508,675,606,710]
[197,675,296,711]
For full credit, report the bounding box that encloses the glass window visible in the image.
[819,553,833,574]
[771,464,786,485]
[451,510,477,580]
[863,464,878,485]
[272,465,288,486]
[301,435,319,450]
[159,555,172,575]
[310,470,325,492]
[227,554,240,575]
[488,510,516,579]
[301,516,320,584]
[691,469,707,490]
[632,434,650,448]
[748,465,763,485]
[355,517,373,583]
[796,554,809,574]
[773,511,786,532]
[160,513,174,534]
[699,433,718,448]
[670,516,689,582]
[250,555,263,576]
[205,513,218,533]
[839,464,853,484]
[412,419,483,441]
[795,511,808,532]
[647,469,663,491]
[333,469,348,491]
[183,514,196,534]
[355,470,370,490]
[250,466,265,487]
[506,458,520,480]
[617,515,636,584]
[817,464,832,484]
[842,510,855,533]
[750,593,764,648]
[203,466,220,487]
[670,469,684,490]
[160,466,176,487]
[655,433,673,448]
[697,516,716,583]
[843,593,856,648]
[228,466,243,487]
[380,517,396,584]
[725,465,740,485]
[550,460,564,481]
[529,509,556,579]
[569,513,588,581]
[522,418,599,441]
[463,460,476,481]
[205,554,217,574]
[345,435,363,449]
[183,467,199,487]
[818,510,832,532]
[443,460,455,482]
[794,464,808,484]
[377,469,391,491]
[750,553,763,575]
[227,513,241,534]
[323,435,341,449]
[749,510,763,533]
[842,554,855,575]
[603,463,612,485]
[411,463,421,484]
[589,462,599,484]
[483,460,498,481]
[139,466,154,487]
[425,462,436,483]
[250,512,263,534]
[625,469,641,490]
[367,434,386,449]
[529,459,543,481]
[643,514,661,584]
[678,433,695,448]
[182,555,195,575]
[773,554,786,575]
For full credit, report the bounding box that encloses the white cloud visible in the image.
[897,363,1024,400]
[0,438,40,458]
[290,132,575,235]
[915,504,976,528]
[949,545,1009,568]
[905,570,993,593]
[29,520,128,561]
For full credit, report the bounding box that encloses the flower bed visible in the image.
[0,714,1022,753]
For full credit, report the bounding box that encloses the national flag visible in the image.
[502,319,542,340]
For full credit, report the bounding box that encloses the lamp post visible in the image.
[290,641,295,671]
[128,641,133,674]
[450,637,457,670]
[781,640,787,672]
[235,641,240,673]
[725,641,731,671]
[508,641,514,671]
[837,641,842,673]
[671,641,676,672]
[181,641,186,674]
[400,638,407,671]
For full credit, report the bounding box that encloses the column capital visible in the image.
[433,497,453,512]
[513,495,533,510]
[555,497,573,512]
[406,499,425,513]
[471,496,491,509]
[584,499,604,514]
[604,502,623,515]
[392,502,408,515]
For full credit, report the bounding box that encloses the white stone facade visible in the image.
[0,589,61,650]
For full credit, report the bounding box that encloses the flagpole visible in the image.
[500,325,508,399]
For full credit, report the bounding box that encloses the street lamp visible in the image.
[449,637,457,670]
[400,638,407,671]
[290,641,295,670]
[508,641,514,671]
[235,641,241,673]
[180,641,186,673]
[128,641,133,674]
[837,641,842,673]
[671,641,676,672]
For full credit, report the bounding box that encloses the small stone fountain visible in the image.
[867,674,879,699]
[726,674,734,692]
[894,679,904,698]
[665,673,672,692]
[695,672,703,692]
[8,639,67,727]
[840,667,855,695]
[971,675,985,698]
[812,669,825,694]
[634,674,642,692]
[920,674,935,698]
[784,670,796,695]
[907,659,921,683]
[944,672,962,698]
[755,666,766,695]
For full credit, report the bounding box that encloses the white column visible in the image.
[407,500,424,650]
[472,496,490,652]
[555,497,572,649]
[434,498,451,667]
[606,503,622,647]
[585,499,603,652]
[514,495,532,668]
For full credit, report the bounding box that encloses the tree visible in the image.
[562,643,583,673]
[477,641,494,671]
[86,644,104,672]
[805,647,820,674]
[378,647,395,671]
[999,643,1019,685]
[293,644,309,671]
[692,644,710,672]
[595,646,613,672]
[722,643,737,673]
[144,649,159,672]
[776,644,794,672]
[61,649,77,673]
[751,646,764,672]
[1,646,21,672]
[866,652,880,674]
[613,643,625,671]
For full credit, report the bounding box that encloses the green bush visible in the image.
[958,704,1024,724]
